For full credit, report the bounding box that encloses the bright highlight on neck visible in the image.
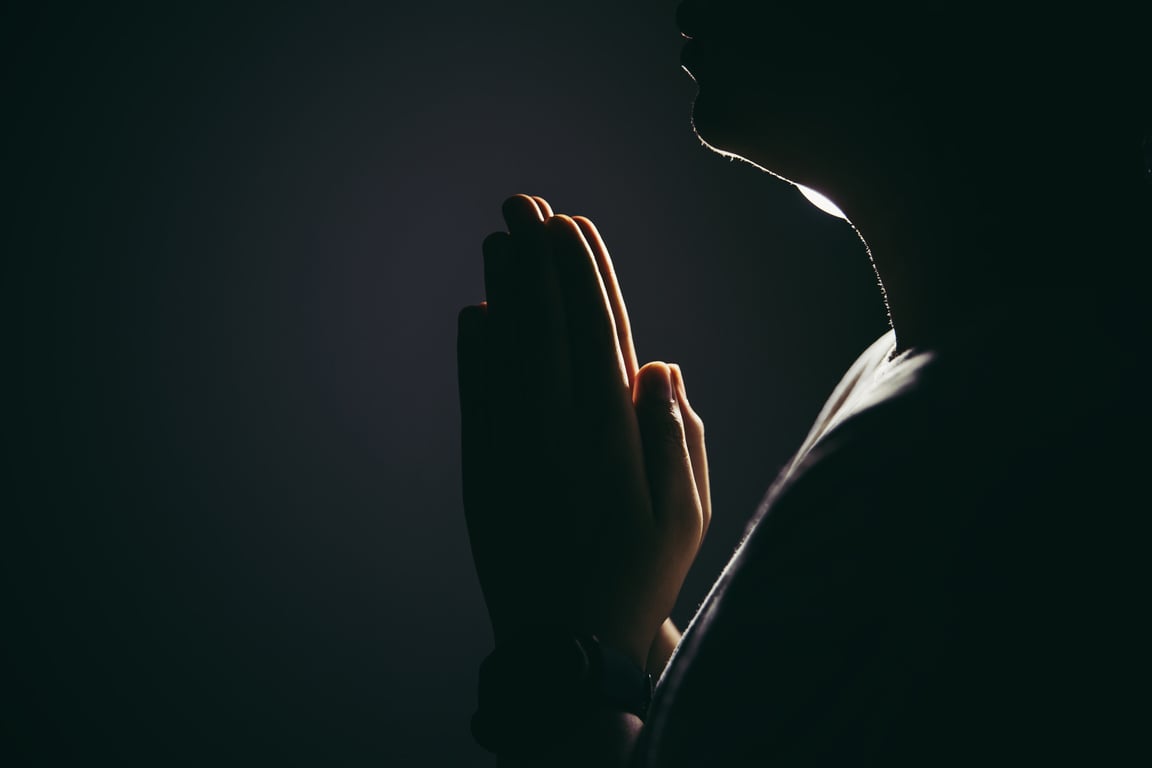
[796,184,847,219]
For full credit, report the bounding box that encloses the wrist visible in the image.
[471,627,653,756]
[592,630,652,671]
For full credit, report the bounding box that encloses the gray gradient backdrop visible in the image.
[13,2,888,765]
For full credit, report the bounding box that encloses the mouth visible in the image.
[675,1,699,41]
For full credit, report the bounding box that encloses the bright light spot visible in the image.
[796,184,847,219]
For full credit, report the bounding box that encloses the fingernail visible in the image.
[641,364,674,402]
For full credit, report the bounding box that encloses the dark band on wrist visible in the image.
[471,627,653,755]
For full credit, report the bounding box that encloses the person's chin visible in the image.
[689,86,844,190]
[689,89,749,159]
[690,90,784,178]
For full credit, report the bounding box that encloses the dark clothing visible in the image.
[634,330,1143,766]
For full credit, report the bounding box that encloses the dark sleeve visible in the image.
[634,391,1124,767]
[640,422,953,765]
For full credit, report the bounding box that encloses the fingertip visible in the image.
[503,193,539,211]
[669,364,687,398]
[637,360,671,377]
[533,196,554,218]
[572,217,607,254]
[502,194,544,230]
[571,215,601,239]
[542,214,579,245]
[636,361,674,403]
[546,213,593,242]
[482,230,511,254]
[458,303,486,330]
[545,212,575,228]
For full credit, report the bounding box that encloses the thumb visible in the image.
[634,362,703,537]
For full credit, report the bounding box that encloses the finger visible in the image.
[509,224,573,413]
[459,303,513,633]
[670,364,711,536]
[482,231,523,448]
[533,196,554,218]
[634,362,703,537]
[573,215,639,385]
[546,215,630,408]
[502,193,545,234]
[457,304,492,516]
[482,231,515,312]
[493,200,573,412]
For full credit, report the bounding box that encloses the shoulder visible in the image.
[637,332,1143,766]
[753,330,941,534]
[638,340,1019,766]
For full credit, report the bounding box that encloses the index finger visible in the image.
[573,215,639,386]
[546,215,631,411]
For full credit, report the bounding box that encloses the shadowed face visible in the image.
[672,2,1142,209]
[675,2,987,193]
[674,1,1150,343]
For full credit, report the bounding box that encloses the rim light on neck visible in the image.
[797,183,847,219]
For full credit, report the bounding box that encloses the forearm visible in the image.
[496,710,643,768]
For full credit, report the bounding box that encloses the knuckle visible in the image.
[661,504,704,540]
[640,403,686,446]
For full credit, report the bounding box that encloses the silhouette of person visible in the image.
[458,2,1149,765]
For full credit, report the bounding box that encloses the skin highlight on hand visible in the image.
[458,194,711,670]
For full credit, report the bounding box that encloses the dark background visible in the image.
[11,2,887,765]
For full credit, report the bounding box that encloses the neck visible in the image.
[843,143,1151,357]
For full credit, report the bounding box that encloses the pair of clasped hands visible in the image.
[458,195,711,674]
